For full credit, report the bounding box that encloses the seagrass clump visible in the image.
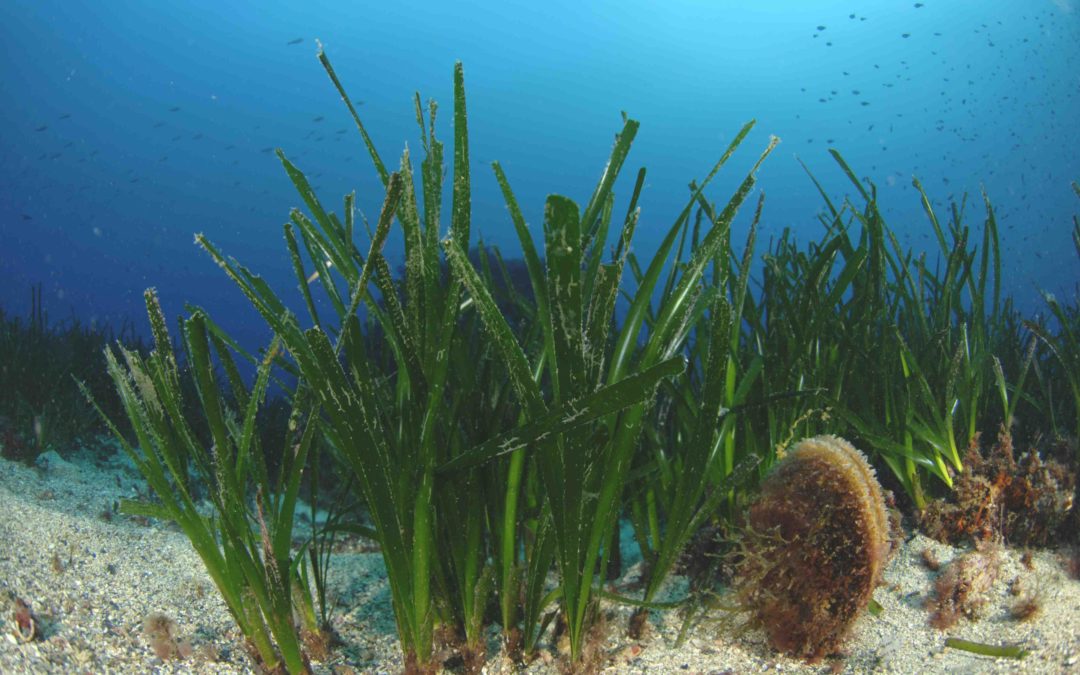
[734,435,891,661]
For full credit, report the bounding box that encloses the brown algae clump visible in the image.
[926,543,1001,629]
[733,435,892,661]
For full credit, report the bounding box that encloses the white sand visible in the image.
[1,440,1078,674]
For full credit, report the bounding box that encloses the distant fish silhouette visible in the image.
[260,147,274,153]
[21,214,33,221]
[312,116,324,122]
[58,113,71,120]
[287,37,304,45]
[35,125,48,132]
[169,106,181,112]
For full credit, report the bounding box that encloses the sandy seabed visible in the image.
[1,441,1078,674]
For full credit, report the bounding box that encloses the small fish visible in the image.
[817,25,826,31]
[169,106,181,112]
[307,260,333,284]
[192,133,203,140]
[260,147,274,153]
[312,115,324,122]
[901,33,911,38]
[21,214,32,221]
[914,2,924,7]
[153,121,165,128]
[58,113,71,120]
[353,99,364,105]
[35,125,48,132]
[287,37,304,45]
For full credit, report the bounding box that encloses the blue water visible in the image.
[2,0,1078,352]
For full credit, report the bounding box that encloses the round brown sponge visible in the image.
[734,435,891,661]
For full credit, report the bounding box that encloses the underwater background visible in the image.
[1,0,1078,351]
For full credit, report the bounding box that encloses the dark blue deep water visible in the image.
[2,0,1078,351]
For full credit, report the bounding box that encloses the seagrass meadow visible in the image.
[2,46,1080,674]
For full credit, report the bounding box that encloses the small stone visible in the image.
[35,450,79,478]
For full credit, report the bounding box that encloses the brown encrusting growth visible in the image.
[918,428,1076,547]
[732,435,893,662]
[925,543,1001,629]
